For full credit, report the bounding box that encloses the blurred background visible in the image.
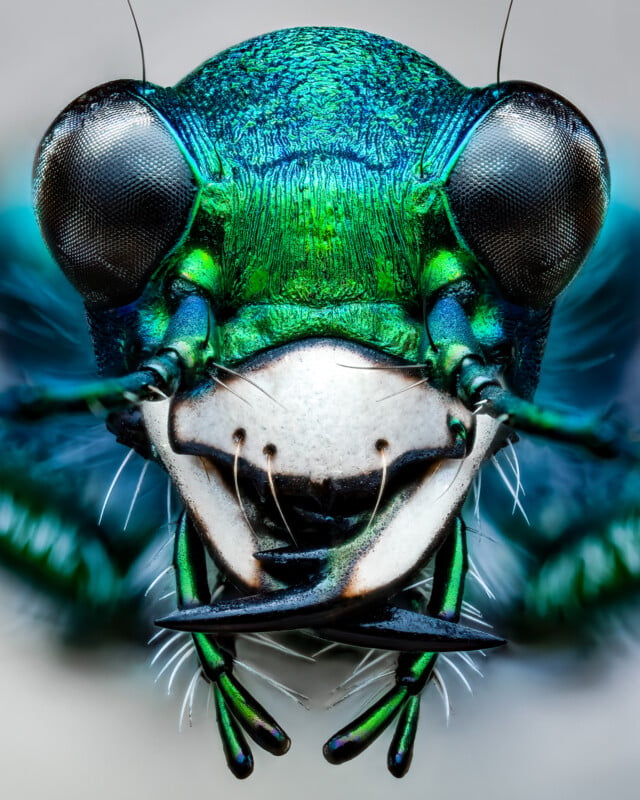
[1,1,639,798]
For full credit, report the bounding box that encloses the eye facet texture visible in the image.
[34,88,198,309]
[446,88,609,308]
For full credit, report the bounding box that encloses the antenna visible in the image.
[126,0,147,85]
[496,0,515,87]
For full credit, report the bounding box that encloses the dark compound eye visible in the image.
[33,83,199,309]
[445,86,609,308]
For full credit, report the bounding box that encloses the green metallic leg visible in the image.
[387,694,420,776]
[323,516,467,777]
[0,465,139,640]
[212,682,253,779]
[173,513,290,778]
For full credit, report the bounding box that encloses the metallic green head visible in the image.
[31,27,610,638]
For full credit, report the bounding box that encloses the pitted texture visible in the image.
[171,27,480,175]
[446,89,609,307]
[33,90,198,309]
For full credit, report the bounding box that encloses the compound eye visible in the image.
[445,87,609,308]
[33,84,198,309]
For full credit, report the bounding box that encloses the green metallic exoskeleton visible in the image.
[0,27,622,777]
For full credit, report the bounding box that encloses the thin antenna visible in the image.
[496,0,515,87]
[126,0,146,85]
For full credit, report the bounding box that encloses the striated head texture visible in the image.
[143,28,492,312]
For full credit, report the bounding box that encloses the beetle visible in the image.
[1,4,637,788]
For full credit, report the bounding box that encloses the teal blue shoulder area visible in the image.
[159,27,485,172]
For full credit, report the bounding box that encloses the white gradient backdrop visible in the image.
[1,2,639,799]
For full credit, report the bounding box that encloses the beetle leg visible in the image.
[323,516,468,774]
[172,512,290,776]
[457,354,631,460]
[0,462,143,637]
[426,292,631,460]
[212,682,253,779]
[0,290,218,421]
[0,350,182,420]
[387,694,421,777]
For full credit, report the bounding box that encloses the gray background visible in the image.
[1,2,639,798]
